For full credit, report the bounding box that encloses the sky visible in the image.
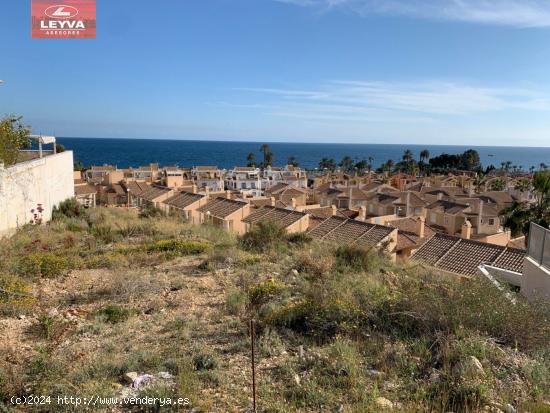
[1,0,550,146]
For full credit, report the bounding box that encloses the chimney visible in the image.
[291,197,297,209]
[478,200,483,232]
[406,191,411,216]
[225,190,232,199]
[348,187,353,208]
[358,206,367,221]
[270,196,276,207]
[204,186,210,195]
[331,205,338,216]
[416,216,425,238]
[191,184,198,194]
[437,192,444,201]
[461,220,472,240]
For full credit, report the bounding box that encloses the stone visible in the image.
[157,371,173,380]
[293,374,301,386]
[291,269,299,276]
[502,404,516,413]
[453,356,485,379]
[123,372,139,384]
[374,397,393,410]
[366,369,384,378]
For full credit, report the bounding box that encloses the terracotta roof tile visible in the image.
[197,197,247,218]
[164,192,205,209]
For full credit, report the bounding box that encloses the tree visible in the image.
[259,144,273,168]
[459,149,481,171]
[287,156,299,167]
[402,149,413,164]
[355,159,368,173]
[419,149,430,163]
[473,173,487,193]
[339,156,354,172]
[490,178,506,191]
[246,152,256,167]
[319,158,337,172]
[55,143,66,153]
[503,171,550,237]
[0,115,31,166]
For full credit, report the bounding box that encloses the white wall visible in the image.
[521,257,550,302]
[0,151,74,237]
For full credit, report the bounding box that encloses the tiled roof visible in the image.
[412,233,526,276]
[197,197,247,218]
[74,184,97,195]
[250,198,274,208]
[125,181,150,196]
[138,186,172,201]
[112,184,126,196]
[164,191,205,209]
[307,216,394,247]
[426,200,469,215]
[306,206,335,218]
[243,206,307,229]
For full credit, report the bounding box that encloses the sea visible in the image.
[57,137,550,171]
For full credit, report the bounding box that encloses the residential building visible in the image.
[192,166,225,192]
[162,191,208,223]
[225,167,262,196]
[243,206,310,233]
[197,197,250,234]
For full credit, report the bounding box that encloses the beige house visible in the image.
[162,191,208,223]
[265,183,308,208]
[135,186,175,209]
[197,197,250,234]
[192,166,225,192]
[243,206,310,233]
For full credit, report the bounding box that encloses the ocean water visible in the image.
[57,137,550,171]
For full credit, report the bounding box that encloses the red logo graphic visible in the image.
[32,0,96,39]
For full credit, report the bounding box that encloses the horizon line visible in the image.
[56,136,550,149]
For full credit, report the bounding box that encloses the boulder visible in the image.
[374,397,394,410]
[123,372,139,384]
[452,356,485,379]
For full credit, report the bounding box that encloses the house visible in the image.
[161,167,193,189]
[307,216,398,260]
[225,167,262,196]
[192,166,225,192]
[74,175,97,207]
[123,164,159,182]
[197,197,250,234]
[135,186,174,209]
[265,183,308,208]
[97,183,127,206]
[243,206,310,233]
[124,181,150,207]
[364,191,427,220]
[412,233,525,278]
[85,165,117,184]
[386,216,435,260]
[162,191,208,223]
[263,165,308,189]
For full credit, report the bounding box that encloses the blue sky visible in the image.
[1,0,550,146]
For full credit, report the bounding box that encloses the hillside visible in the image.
[1,204,549,412]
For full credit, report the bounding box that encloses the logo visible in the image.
[32,0,96,39]
[45,5,79,19]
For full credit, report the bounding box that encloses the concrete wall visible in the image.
[0,151,75,237]
[521,257,550,301]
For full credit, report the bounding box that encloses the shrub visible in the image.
[193,353,218,371]
[17,253,69,278]
[248,279,286,308]
[52,198,87,220]
[94,305,133,324]
[286,232,313,246]
[0,274,35,315]
[147,239,210,256]
[240,221,286,252]
[139,205,164,219]
[334,245,378,272]
[89,225,119,244]
[225,289,249,315]
[37,315,68,341]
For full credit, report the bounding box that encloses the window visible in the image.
[489,218,495,225]
[444,216,449,225]
[430,213,437,223]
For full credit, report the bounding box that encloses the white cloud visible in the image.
[233,80,550,124]
[274,0,550,28]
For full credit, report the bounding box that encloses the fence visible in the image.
[527,222,550,270]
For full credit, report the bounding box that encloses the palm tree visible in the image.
[287,156,299,167]
[419,149,430,163]
[402,149,413,164]
[246,152,256,167]
[473,172,487,193]
[259,144,272,167]
[503,171,550,237]
[339,156,354,172]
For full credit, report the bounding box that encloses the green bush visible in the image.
[286,232,313,246]
[147,239,210,255]
[334,245,378,272]
[139,205,164,219]
[225,289,249,315]
[94,305,133,324]
[89,225,119,244]
[240,221,287,252]
[52,198,87,220]
[248,279,286,308]
[17,253,69,278]
[192,353,217,371]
